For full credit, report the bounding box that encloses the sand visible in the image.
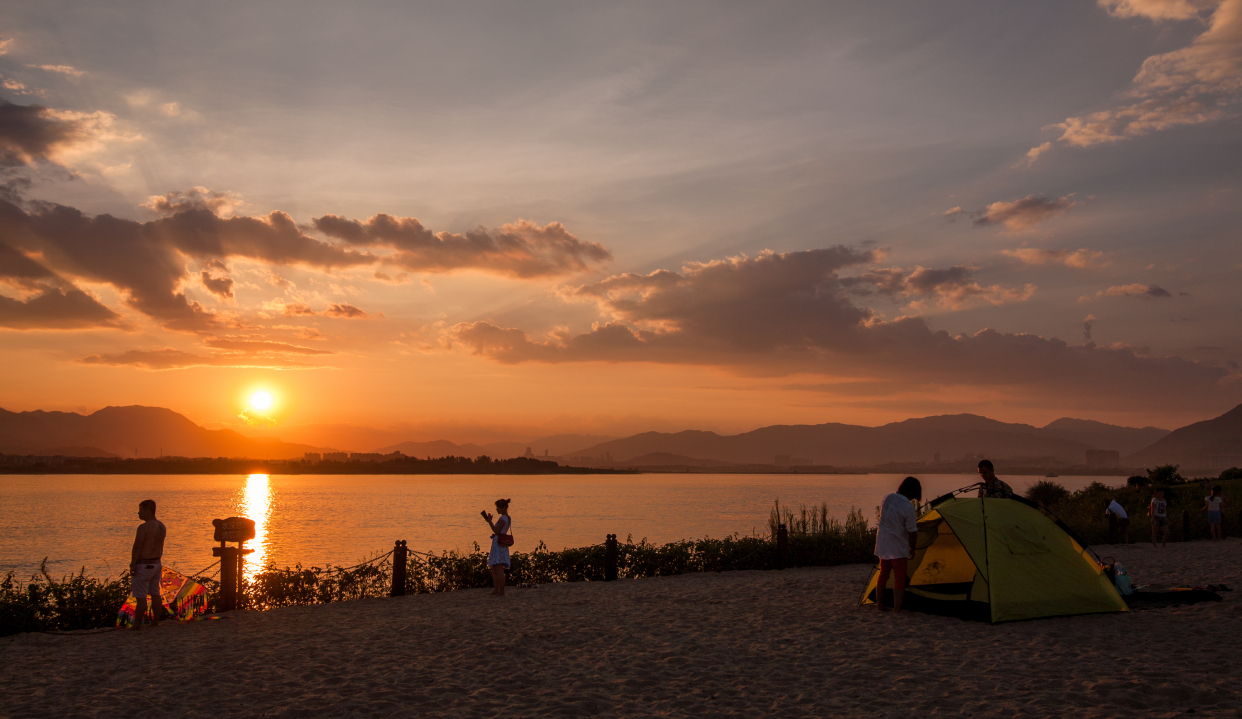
[2,539,1240,718]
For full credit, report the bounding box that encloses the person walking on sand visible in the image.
[1149,488,1170,547]
[481,498,513,596]
[129,499,166,631]
[1203,486,1227,541]
[976,460,1014,499]
[874,477,921,612]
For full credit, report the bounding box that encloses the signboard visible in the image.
[213,516,256,542]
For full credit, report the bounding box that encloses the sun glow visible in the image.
[239,473,271,580]
[250,391,273,411]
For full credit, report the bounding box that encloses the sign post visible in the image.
[212,517,256,612]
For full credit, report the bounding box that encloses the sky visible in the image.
[1,0,1240,447]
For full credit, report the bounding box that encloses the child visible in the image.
[1203,486,1227,541]
[1148,488,1169,547]
[874,477,921,612]
[481,498,513,596]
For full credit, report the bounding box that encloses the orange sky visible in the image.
[2,1,1240,447]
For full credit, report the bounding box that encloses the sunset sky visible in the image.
[1,0,1240,447]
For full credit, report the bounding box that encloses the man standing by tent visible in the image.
[129,499,166,631]
[977,459,1014,498]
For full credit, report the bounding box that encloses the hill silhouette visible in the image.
[374,434,615,459]
[1127,403,1242,469]
[0,406,324,459]
[567,414,1172,466]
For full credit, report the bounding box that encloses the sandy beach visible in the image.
[3,539,1239,718]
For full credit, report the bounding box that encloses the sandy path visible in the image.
[2,539,1239,718]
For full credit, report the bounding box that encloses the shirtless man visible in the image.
[130,499,167,631]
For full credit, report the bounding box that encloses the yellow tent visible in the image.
[860,496,1127,623]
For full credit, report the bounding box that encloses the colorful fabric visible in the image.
[117,566,208,628]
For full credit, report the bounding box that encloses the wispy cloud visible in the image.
[960,195,1079,230]
[75,348,316,370]
[1080,283,1174,301]
[1002,248,1109,268]
[1031,0,1242,157]
[27,64,85,78]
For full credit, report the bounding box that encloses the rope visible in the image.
[316,549,394,574]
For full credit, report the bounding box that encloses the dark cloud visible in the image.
[0,284,120,329]
[1081,283,1175,301]
[200,271,234,299]
[314,215,612,278]
[324,303,369,318]
[843,264,1035,309]
[75,348,314,370]
[0,240,54,284]
[447,246,1232,406]
[967,195,1078,230]
[275,301,369,319]
[0,99,98,167]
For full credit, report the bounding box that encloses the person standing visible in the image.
[129,499,166,631]
[1203,486,1227,541]
[1106,498,1131,544]
[1149,488,1170,547]
[874,477,921,612]
[481,498,513,596]
[976,460,1014,499]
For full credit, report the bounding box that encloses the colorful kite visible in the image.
[117,566,210,628]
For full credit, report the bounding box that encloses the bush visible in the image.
[1220,467,1242,482]
[1126,475,1149,487]
[1,561,130,636]
[1026,480,1070,507]
[1147,465,1185,485]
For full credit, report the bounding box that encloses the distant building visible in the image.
[303,452,322,462]
[544,449,549,457]
[323,452,348,462]
[524,446,534,458]
[774,454,791,466]
[349,452,384,462]
[1085,449,1120,468]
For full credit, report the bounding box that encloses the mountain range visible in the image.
[3,403,1240,471]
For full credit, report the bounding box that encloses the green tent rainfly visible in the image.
[860,496,1128,623]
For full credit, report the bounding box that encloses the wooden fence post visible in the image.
[391,540,407,597]
[1182,510,1192,542]
[604,534,618,581]
[777,523,789,570]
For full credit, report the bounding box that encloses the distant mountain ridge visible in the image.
[0,406,325,459]
[565,413,1174,467]
[374,434,616,460]
[1128,404,1242,468]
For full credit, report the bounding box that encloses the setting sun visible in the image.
[250,391,273,411]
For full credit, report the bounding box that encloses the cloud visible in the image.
[1083,314,1097,342]
[314,215,612,278]
[444,246,1232,406]
[202,337,333,355]
[200,271,234,299]
[1032,0,1242,156]
[28,64,85,78]
[0,99,131,167]
[0,240,55,285]
[271,300,370,319]
[0,39,13,55]
[143,187,245,217]
[1080,283,1175,301]
[1002,248,1109,268]
[844,264,1036,310]
[238,407,277,427]
[0,284,121,329]
[968,195,1079,230]
[75,348,314,370]
[324,303,369,318]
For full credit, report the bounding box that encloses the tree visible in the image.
[1220,467,1242,482]
[1026,480,1070,507]
[1146,465,1184,485]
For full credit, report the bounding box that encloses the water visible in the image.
[0,473,1121,579]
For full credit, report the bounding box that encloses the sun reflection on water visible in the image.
[239,474,271,580]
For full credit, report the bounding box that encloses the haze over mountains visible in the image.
[2,404,1239,471]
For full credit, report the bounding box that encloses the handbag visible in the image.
[497,533,514,547]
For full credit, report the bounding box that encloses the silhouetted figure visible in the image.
[976,459,1013,498]
[481,498,513,596]
[130,499,166,630]
[1149,488,1170,547]
[1204,486,1227,541]
[1105,499,1130,544]
[875,477,921,612]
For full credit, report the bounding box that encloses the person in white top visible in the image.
[1203,486,1227,541]
[1148,488,1169,547]
[481,498,513,596]
[874,477,922,612]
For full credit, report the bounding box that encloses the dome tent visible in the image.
[860,493,1127,623]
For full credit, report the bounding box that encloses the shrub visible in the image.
[1026,480,1070,507]
[1147,465,1185,485]
[1126,475,1149,487]
[1220,467,1242,482]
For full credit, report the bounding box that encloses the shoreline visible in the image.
[4,539,1239,717]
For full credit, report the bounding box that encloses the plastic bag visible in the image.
[1113,562,1134,595]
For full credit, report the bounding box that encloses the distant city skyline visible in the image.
[1,0,1239,434]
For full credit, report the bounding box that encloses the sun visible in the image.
[250,391,273,411]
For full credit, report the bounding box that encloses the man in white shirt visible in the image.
[874,477,922,612]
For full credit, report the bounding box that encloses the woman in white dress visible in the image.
[481,498,513,596]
